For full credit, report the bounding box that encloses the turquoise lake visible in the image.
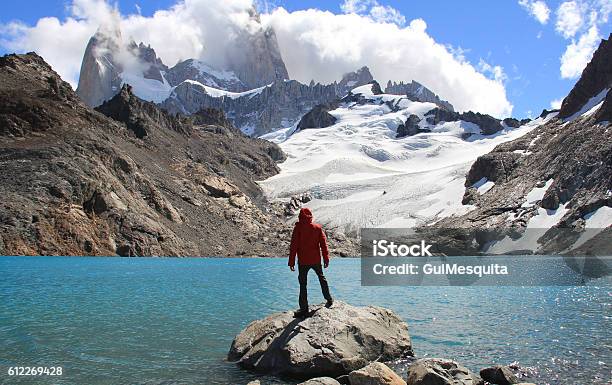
[0,257,610,385]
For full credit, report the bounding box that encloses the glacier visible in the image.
[259,84,549,234]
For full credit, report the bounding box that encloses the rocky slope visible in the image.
[435,35,612,254]
[558,33,611,120]
[0,52,361,257]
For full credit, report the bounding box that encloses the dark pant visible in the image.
[298,264,332,311]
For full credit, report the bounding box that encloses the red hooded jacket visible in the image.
[289,208,330,267]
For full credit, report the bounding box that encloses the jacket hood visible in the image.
[298,208,313,224]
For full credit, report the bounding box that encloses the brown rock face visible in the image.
[0,52,289,257]
[558,33,612,119]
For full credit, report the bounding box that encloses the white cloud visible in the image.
[0,0,513,117]
[340,0,405,26]
[519,0,551,24]
[369,5,406,25]
[560,24,601,78]
[554,0,610,79]
[555,1,584,38]
[478,59,508,83]
[265,8,512,117]
[340,0,370,14]
[0,15,97,87]
[550,98,563,109]
[0,0,265,87]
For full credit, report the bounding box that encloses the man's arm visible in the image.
[319,227,330,268]
[289,224,299,270]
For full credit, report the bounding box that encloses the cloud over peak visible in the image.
[0,0,513,117]
[555,0,610,79]
[265,7,512,116]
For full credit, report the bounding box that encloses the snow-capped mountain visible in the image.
[75,23,458,138]
[385,80,454,111]
[258,34,612,256]
[436,34,612,254]
[160,67,378,136]
[259,82,544,234]
[76,9,288,108]
[164,59,246,92]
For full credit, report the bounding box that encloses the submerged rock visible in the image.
[299,377,342,385]
[349,362,406,385]
[479,365,519,385]
[406,358,483,385]
[228,301,413,378]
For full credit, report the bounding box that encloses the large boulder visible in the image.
[349,362,406,385]
[406,358,483,385]
[479,365,518,385]
[228,301,413,378]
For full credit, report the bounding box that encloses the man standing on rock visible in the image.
[289,208,333,318]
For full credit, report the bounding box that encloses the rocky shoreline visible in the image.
[231,301,537,385]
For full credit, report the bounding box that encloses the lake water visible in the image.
[0,257,609,385]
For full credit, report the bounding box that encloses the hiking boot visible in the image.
[325,299,334,308]
[293,308,309,318]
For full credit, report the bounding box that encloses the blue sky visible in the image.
[1,0,609,118]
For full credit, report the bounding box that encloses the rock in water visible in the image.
[349,362,407,385]
[299,378,342,385]
[228,301,413,378]
[479,365,518,385]
[406,358,483,385]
